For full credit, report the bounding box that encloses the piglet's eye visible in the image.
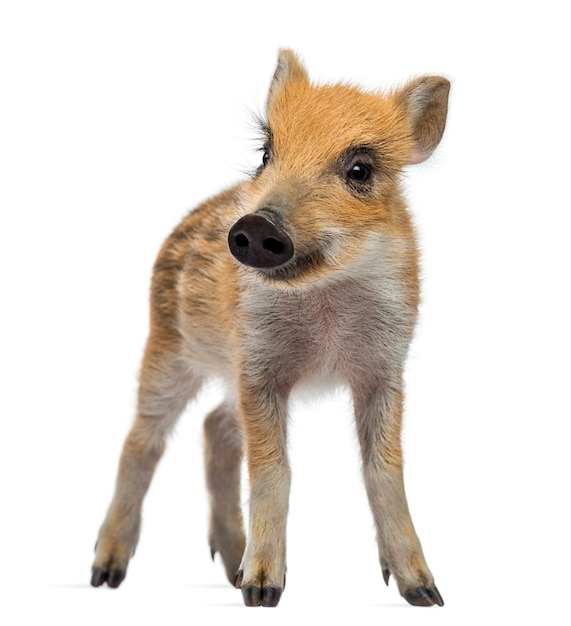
[347,162,372,182]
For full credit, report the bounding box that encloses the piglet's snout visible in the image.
[228,213,294,269]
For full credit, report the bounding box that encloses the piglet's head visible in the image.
[228,49,449,286]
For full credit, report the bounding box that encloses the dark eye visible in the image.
[347,162,372,182]
[261,149,270,168]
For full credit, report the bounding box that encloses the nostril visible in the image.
[234,233,249,247]
[262,237,285,255]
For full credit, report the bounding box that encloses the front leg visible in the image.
[353,380,443,607]
[235,377,290,607]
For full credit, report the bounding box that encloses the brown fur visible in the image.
[91,49,450,608]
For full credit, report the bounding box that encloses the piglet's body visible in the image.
[91,49,449,608]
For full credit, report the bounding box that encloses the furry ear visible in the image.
[267,48,309,111]
[397,76,450,164]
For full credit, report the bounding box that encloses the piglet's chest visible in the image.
[246,281,406,383]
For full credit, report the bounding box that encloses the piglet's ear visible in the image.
[267,48,310,111]
[397,76,450,165]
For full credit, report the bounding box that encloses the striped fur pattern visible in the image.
[91,49,449,608]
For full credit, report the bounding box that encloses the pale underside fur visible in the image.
[91,48,449,609]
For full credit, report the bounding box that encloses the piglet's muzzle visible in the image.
[228,213,294,269]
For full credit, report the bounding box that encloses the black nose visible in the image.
[228,214,294,269]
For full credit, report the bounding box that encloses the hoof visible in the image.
[403,585,444,607]
[236,570,284,607]
[242,585,282,607]
[90,566,126,589]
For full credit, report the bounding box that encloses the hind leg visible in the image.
[91,330,202,588]
[204,400,245,584]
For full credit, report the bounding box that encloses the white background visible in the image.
[1,1,569,624]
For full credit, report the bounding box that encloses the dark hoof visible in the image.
[242,585,261,607]
[242,585,282,607]
[403,585,444,607]
[91,568,107,587]
[90,567,126,589]
[262,586,282,607]
[382,568,391,586]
